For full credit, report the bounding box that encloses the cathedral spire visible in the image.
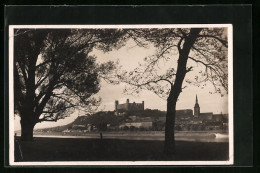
[194,94,200,117]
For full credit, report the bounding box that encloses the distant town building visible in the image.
[128,116,137,121]
[192,95,227,123]
[119,121,153,129]
[115,99,144,112]
[198,112,213,121]
[204,121,223,130]
[176,109,193,119]
[212,114,223,122]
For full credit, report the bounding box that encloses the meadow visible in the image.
[15,137,229,162]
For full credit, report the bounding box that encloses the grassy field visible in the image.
[15,137,229,162]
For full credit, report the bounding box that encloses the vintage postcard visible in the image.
[9,24,233,166]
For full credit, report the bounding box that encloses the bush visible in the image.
[123,126,129,131]
[130,126,136,131]
[139,127,145,131]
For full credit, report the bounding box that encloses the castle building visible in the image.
[115,99,144,112]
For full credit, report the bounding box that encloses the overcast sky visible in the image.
[14,33,229,130]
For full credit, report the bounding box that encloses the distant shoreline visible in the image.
[15,131,229,142]
[15,130,228,134]
[15,130,229,136]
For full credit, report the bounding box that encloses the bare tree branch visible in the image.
[198,34,228,48]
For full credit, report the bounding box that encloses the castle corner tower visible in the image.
[115,100,119,111]
[126,99,130,111]
[194,94,200,117]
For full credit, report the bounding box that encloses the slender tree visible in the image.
[14,29,127,141]
[119,28,228,154]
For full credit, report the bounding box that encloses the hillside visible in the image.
[34,122,74,132]
[34,109,166,132]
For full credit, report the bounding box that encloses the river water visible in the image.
[30,132,229,143]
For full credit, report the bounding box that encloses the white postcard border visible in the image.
[8,24,233,166]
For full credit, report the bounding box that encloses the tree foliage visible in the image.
[13,28,127,140]
[119,28,228,98]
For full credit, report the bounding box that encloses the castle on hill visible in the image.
[114,95,226,123]
[68,95,227,132]
[115,99,144,113]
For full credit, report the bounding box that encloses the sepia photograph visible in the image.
[9,25,233,166]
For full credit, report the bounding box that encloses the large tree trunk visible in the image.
[20,115,36,141]
[163,28,202,155]
[164,99,176,155]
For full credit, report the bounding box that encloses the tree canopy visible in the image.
[13,28,127,140]
[119,28,228,99]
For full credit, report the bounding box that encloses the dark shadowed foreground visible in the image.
[15,137,229,162]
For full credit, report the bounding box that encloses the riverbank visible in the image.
[15,131,229,142]
[15,137,229,162]
[17,130,228,137]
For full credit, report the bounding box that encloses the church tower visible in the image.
[194,94,200,117]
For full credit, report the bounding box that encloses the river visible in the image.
[24,131,229,143]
